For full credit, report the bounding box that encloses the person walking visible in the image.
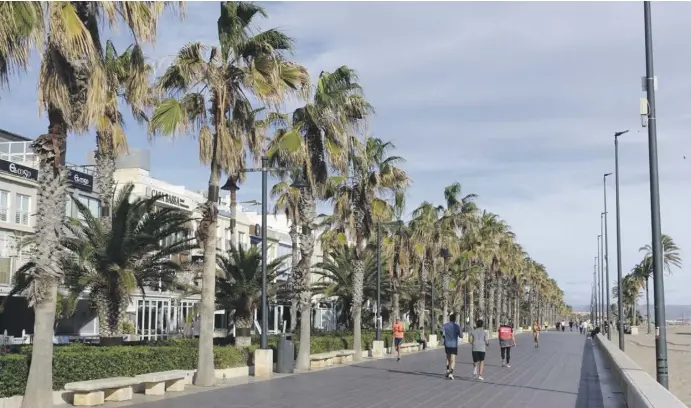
[498,319,516,367]
[581,320,588,336]
[532,319,541,348]
[393,318,405,361]
[470,319,490,381]
[569,320,574,331]
[441,313,462,379]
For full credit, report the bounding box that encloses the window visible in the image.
[15,194,30,226]
[76,196,100,220]
[0,190,9,222]
[0,232,14,285]
[238,232,246,249]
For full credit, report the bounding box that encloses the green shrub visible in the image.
[0,344,248,398]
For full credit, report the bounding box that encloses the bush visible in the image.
[0,344,248,398]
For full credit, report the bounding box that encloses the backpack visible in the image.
[498,325,512,340]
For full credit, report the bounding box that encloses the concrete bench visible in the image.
[65,377,139,406]
[334,349,356,364]
[135,370,188,396]
[399,342,420,354]
[310,351,337,368]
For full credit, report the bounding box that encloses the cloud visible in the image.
[1,2,689,306]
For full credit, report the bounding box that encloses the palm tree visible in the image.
[269,66,372,369]
[0,2,43,94]
[14,4,171,406]
[325,137,407,360]
[94,41,153,224]
[10,183,196,339]
[385,191,410,321]
[271,172,301,332]
[313,245,381,328]
[637,234,682,333]
[216,245,288,347]
[149,1,309,385]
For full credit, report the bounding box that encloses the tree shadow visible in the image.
[575,339,605,408]
[351,365,577,396]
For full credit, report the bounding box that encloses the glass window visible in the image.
[15,194,30,225]
[0,190,9,222]
[76,196,100,220]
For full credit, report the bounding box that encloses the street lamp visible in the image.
[593,257,598,324]
[597,236,601,327]
[614,130,629,350]
[223,157,307,350]
[643,1,668,388]
[600,213,605,330]
[375,220,403,341]
[603,173,613,340]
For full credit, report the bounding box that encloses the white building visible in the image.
[0,128,101,337]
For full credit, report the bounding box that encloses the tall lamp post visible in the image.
[600,213,606,330]
[643,1,668,388]
[222,157,307,350]
[375,220,403,341]
[614,130,629,350]
[596,236,601,327]
[603,173,613,340]
[593,257,598,324]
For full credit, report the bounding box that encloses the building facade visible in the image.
[0,129,100,336]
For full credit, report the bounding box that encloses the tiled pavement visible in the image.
[129,330,624,408]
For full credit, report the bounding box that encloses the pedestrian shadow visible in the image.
[350,365,577,396]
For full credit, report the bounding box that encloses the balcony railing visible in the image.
[0,141,38,169]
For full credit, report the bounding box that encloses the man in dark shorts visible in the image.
[392,318,405,361]
[441,313,462,379]
[470,319,489,381]
[498,319,516,368]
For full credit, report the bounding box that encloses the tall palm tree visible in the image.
[150,1,309,385]
[271,172,301,332]
[325,137,408,360]
[637,234,682,332]
[386,191,410,321]
[216,245,288,347]
[15,4,170,406]
[269,66,372,369]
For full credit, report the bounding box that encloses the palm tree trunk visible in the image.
[23,120,69,408]
[289,225,299,333]
[94,131,116,225]
[441,258,449,323]
[352,257,364,360]
[487,275,495,333]
[646,279,651,333]
[418,260,429,331]
[195,161,220,386]
[495,275,502,325]
[229,188,237,247]
[468,289,475,326]
[477,269,485,326]
[235,313,252,348]
[294,187,316,370]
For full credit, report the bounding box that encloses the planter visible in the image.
[100,336,124,346]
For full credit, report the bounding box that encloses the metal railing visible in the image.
[0,141,38,168]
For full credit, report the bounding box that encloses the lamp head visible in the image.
[290,172,308,189]
[614,130,630,138]
[604,172,613,177]
[220,176,240,192]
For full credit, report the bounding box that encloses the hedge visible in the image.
[0,344,248,398]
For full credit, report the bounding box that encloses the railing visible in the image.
[0,141,38,168]
[66,163,96,176]
[595,335,687,408]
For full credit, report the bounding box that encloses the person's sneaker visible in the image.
[506,364,511,368]
[478,376,484,381]
[397,357,400,362]
[448,373,454,380]
[501,361,506,367]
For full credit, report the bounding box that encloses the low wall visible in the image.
[595,335,687,408]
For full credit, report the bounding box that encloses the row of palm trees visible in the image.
[614,234,682,330]
[0,3,568,406]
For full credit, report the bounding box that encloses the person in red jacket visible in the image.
[498,319,516,368]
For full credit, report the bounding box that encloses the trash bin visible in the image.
[276,333,294,373]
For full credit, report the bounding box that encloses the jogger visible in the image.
[470,319,490,381]
[393,318,404,361]
[498,319,516,368]
[532,320,541,348]
[441,313,462,379]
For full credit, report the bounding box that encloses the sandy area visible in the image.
[611,325,691,407]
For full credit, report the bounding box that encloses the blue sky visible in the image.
[0,2,689,306]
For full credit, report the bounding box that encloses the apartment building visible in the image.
[0,129,100,336]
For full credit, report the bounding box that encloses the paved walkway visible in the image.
[128,331,623,408]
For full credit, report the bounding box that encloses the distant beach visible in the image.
[612,326,691,407]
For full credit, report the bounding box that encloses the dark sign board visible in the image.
[0,158,38,181]
[67,169,93,192]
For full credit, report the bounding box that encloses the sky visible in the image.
[0,2,689,307]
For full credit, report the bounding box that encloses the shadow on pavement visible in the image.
[575,337,605,408]
[351,364,578,396]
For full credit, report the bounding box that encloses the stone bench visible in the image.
[334,349,356,364]
[65,377,139,406]
[399,342,420,354]
[310,351,338,368]
[135,370,188,396]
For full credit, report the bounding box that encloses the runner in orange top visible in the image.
[393,318,405,361]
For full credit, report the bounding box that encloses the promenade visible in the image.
[123,330,625,408]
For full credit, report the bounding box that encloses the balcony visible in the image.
[0,141,38,169]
